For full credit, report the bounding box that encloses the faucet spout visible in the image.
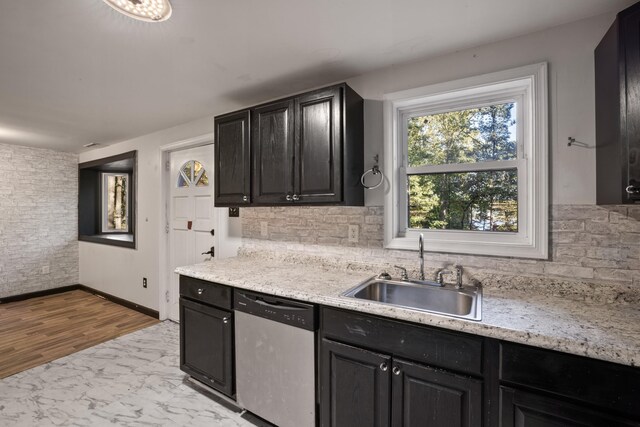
[419,233,425,280]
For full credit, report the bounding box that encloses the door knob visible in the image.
[286,194,293,201]
[292,194,300,201]
[392,366,401,376]
[201,246,215,257]
[379,362,388,372]
[242,195,249,202]
[626,185,640,194]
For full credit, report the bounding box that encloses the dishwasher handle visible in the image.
[234,290,316,331]
[253,296,310,311]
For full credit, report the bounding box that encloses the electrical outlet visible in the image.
[41,265,50,274]
[348,225,359,243]
[143,278,148,288]
[260,221,268,237]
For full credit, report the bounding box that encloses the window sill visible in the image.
[385,233,548,259]
[79,234,135,249]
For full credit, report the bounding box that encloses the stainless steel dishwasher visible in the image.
[234,290,316,427]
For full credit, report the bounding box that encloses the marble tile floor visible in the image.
[0,321,264,427]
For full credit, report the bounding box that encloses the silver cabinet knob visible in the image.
[197,288,204,295]
[286,194,293,201]
[292,194,300,201]
[626,185,640,194]
[379,362,388,372]
[222,317,230,324]
[392,366,401,376]
[242,195,249,202]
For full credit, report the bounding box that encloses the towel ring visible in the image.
[361,165,384,190]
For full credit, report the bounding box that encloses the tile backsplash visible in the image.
[241,205,640,291]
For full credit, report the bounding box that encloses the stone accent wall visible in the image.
[242,206,384,248]
[0,143,79,298]
[241,204,640,289]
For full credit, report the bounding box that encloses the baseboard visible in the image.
[0,285,82,304]
[78,285,159,319]
[0,284,159,319]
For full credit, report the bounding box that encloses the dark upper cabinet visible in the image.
[213,82,364,207]
[215,111,251,205]
[252,99,295,204]
[595,2,640,204]
[295,86,343,204]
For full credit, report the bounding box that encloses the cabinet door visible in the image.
[252,99,295,204]
[500,387,640,427]
[294,87,342,203]
[179,298,234,397]
[624,8,640,201]
[391,359,482,427]
[214,110,251,206]
[321,339,391,427]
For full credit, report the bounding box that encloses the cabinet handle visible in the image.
[379,362,388,372]
[222,317,230,324]
[242,195,249,202]
[626,185,640,194]
[292,194,300,201]
[392,366,401,376]
[286,194,293,201]
[197,288,204,295]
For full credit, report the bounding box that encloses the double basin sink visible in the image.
[342,276,482,321]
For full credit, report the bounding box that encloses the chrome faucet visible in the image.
[418,233,425,280]
[436,265,464,288]
[394,265,409,281]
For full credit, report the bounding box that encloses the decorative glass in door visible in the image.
[177,160,209,188]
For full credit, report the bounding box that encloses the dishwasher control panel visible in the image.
[234,291,317,331]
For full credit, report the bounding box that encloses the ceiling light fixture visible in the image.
[102,0,172,23]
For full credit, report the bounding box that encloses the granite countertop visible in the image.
[175,256,640,368]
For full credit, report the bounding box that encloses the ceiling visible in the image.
[0,0,634,153]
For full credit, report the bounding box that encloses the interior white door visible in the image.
[169,144,217,321]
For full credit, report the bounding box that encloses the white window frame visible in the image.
[383,63,548,259]
[101,172,130,234]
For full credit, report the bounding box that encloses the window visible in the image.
[79,151,136,249]
[102,173,129,233]
[384,63,548,259]
[177,160,209,188]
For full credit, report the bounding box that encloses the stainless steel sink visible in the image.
[342,277,482,321]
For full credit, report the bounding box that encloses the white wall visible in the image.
[78,117,242,312]
[350,12,614,206]
[0,143,78,298]
[78,12,614,310]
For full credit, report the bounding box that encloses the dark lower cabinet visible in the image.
[179,277,234,397]
[500,387,640,427]
[321,339,391,427]
[320,338,482,427]
[392,359,482,427]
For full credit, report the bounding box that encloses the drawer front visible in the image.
[179,275,232,310]
[321,307,483,376]
[500,342,640,418]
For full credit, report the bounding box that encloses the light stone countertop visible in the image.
[175,256,640,368]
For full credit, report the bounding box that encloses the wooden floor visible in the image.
[0,290,159,379]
